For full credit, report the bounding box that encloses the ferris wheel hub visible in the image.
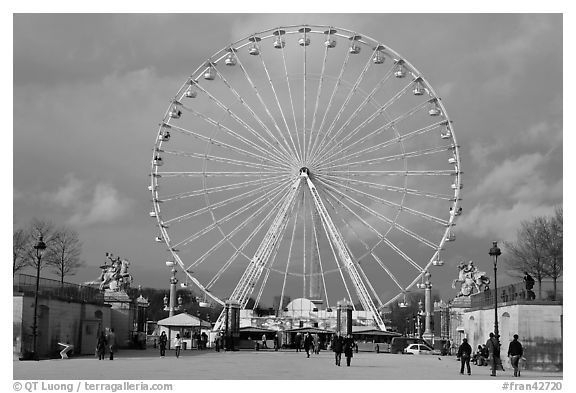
[299,167,310,177]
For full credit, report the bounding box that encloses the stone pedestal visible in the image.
[104,290,135,348]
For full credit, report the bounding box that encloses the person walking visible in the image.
[261,333,268,349]
[174,334,182,358]
[486,332,501,376]
[96,331,107,360]
[201,332,208,350]
[295,332,302,352]
[343,334,355,367]
[508,334,524,377]
[214,331,221,352]
[274,333,279,351]
[313,333,320,354]
[303,332,313,358]
[107,328,116,360]
[159,331,168,357]
[457,338,472,375]
[332,333,344,366]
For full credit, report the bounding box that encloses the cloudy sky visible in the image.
[12,12,563,305]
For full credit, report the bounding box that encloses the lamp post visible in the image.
[417,272,433,342]
[163,261,182,317]
[417,300,424,339]
[489,241,502,340]
[32,236,46,360]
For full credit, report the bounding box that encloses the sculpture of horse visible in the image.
[452,261,491,297]
[84,258,131,291]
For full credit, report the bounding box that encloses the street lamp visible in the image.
[163,261,182,317]
[417,272,433,342]
[489,241,502,340]
[417,300,424,339]
[32,236,46,360]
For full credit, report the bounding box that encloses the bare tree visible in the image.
[540,206,563,300]
[503,217,549,299]
[45,227,84,286]
[13,228,32,276]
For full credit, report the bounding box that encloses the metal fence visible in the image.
[470,280,562,309]
[13,274,104,305]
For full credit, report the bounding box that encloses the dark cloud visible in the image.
[13,14,562,304]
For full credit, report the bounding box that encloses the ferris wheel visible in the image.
[149,24,462,331]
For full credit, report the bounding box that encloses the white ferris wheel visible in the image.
[149,24,463,331]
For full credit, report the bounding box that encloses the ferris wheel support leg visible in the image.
[213,176,303,331]
[304,173,387,331]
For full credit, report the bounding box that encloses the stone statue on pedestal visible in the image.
[85,252,133,292]
[452,260,491,297]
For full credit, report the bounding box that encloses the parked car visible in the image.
[403,343,434,355]
[390,337,429,354]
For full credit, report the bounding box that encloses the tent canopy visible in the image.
[157,312,211,328]
[351,326,401,336]
[283,327,335,334]
[239,326,276,333]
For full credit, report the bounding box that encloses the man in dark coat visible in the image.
[332,333,344,366]
[343,334,355,367]
[508,334,524,377]
[486,332,501,376]
[295,332,302,352]
[457,338,473,375]
[303,332,313,358]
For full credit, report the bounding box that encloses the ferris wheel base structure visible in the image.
[212,168,386,332]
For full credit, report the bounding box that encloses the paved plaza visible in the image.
[13,349,562,381]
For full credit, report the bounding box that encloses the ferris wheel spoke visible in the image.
[315,204,355,308]
[308,57,395,164]
[156,171,288,179]
[189,183,289,269]
[253,194,297,309]
[317,144,455,172]
[279,193,303,314]
[309,50,353,166]
[255,47,302,163]
[321,121,450,169]
[318,177,441,249]
[205,189,291,290]
[318,175,450,229]
[310,64,397,163]
[232,55,300,163]
[159,176,284,202]
[229,177,303,307]
[171,180,289,249]
[320,185,424,272]
[318,104,446,167]
[162,149,290,172]
[327,169,455,176]
[310,206,331,308]
[212,68,296,162]
[163,178,291,226]
[322,194,384,308]
[317,173,455,201]
[306,40,330,166]
[311,76,415,165]
[277,32,304,163]
[323,191,402,293]
[164,122,289,168]
[302,191,307,297]
[310,47,379,162]
[190,84,294,164]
